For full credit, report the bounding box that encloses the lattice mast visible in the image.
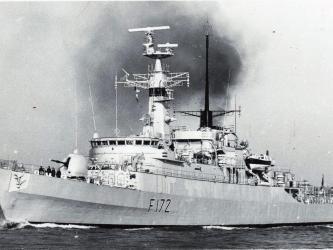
[115,26,189,139]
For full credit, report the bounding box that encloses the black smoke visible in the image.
[75,2,242,136]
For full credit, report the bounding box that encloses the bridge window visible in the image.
[118,140,125,145]
[126,140,133,145]
[97,141,102,146]
[143,140,150,145]
[175,139,201,143]
[109,140,116,145]
[136,140,142,145]
[149,88,167,97]
[102,141,108,146]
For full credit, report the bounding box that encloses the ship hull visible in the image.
[1,169,333,226]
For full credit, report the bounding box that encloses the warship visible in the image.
[1,26,333,227]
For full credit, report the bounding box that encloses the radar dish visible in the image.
[128,26,170,33]
[157,43,178,48]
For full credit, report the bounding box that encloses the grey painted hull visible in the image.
[1,169,333,226]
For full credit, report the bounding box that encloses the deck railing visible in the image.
[137,164,249,185]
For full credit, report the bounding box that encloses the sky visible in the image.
[0,1,333,185]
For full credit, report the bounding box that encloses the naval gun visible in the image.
[51,150,88,179]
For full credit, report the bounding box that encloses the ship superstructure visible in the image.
[0,25,333,227]
[116,26,189,139]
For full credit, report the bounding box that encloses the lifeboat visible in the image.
[245,154,273,171]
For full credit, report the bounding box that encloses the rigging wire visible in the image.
[222,69,232,127]
[115,75,119,136]
[73,79,78,150]
[88,82,97,132]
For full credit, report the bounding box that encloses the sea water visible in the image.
[0,221,332,249]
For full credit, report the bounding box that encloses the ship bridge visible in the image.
[89,136,169,165]
[90,137,160,148]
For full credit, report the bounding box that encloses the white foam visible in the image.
[0,220,95,230]
[0,220,22,230]
[203,225,236,230]
[124,227,153,231]
[16,221,30,229]
[30,223,96,229]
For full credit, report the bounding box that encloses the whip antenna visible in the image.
[88,82,97,131]
[114,75,120,136]
[73,80,78,150]
[222,69,232,127]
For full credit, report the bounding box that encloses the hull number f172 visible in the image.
[148,198,171,213]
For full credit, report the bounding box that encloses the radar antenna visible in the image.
[114,25,190,139]
[115,26,189,91]
[128,26,170,33]
[127,26,179,59]
[157,43,178,48]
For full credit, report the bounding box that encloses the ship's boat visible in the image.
[0,25,333,227]
[245,154,273,171]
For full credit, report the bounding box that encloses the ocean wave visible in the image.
[203,225,237,230]
[0,220,95,230]
[321,225,333,229]
[124,227,153,231]
[29,223,96,229]
[0,220,23,230]
[202,225,252,230]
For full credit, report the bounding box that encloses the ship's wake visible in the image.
[321,224,333,229]
[124,227,153,231]
[0,220,24,230]
[203,225,236,230]
[0,220,96,230]
[203,225,251,231]
[27,222,96,229]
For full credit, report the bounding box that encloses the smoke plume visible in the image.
[0,2,243,166]
[74,2,242,136]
